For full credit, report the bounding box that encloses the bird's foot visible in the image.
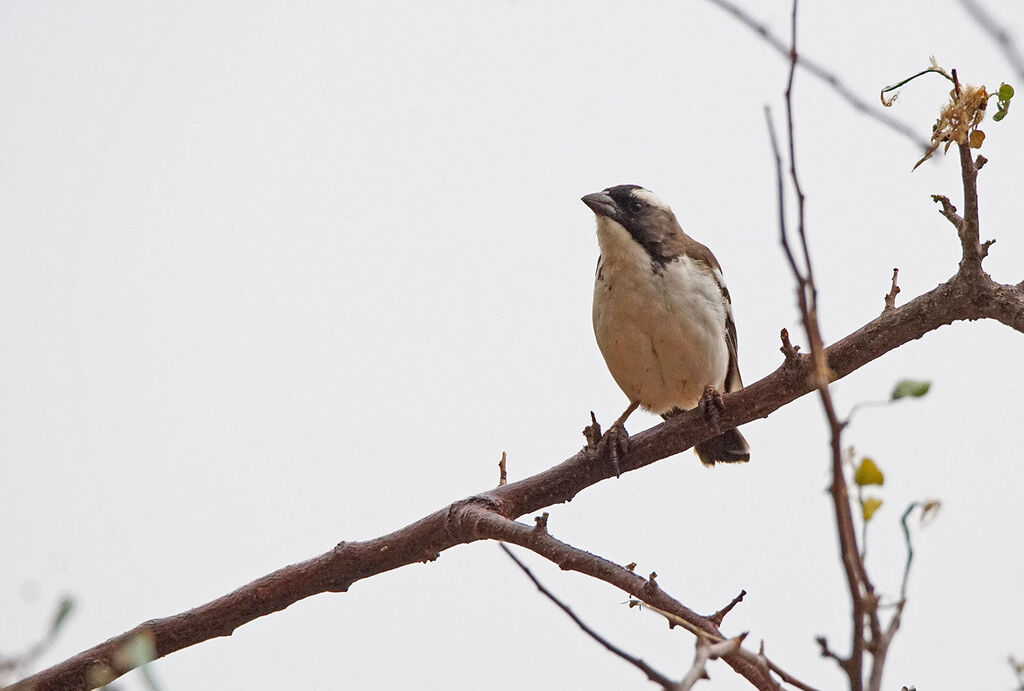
[699,386,727,434]
[583,402,640,478]
[598,420,630,478]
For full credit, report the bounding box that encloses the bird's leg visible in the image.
[597,401,639,478]
[698,386,726,434]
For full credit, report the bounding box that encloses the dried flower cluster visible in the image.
[914,84,990,169]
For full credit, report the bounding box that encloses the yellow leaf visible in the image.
[969,129,986,148]
[862,497,883,521]
[854,457,885,486]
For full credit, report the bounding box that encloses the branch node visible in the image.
[815,635,844,664]
[582,411,602,450]
[981,238,995,258]
[533,512,549,533]
[975,154,988,170]
[883,268,901,312]
[779,328,801,362]
[498,451,508,486]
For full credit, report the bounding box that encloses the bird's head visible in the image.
[582,185,683,264]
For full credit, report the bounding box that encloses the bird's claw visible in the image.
[597,421,630,478]
[584,402,639,478]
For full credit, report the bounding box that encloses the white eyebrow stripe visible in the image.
[630,187,671,211]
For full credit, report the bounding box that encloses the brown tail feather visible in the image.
[694,428,750,466]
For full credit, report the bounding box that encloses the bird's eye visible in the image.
[629,200,644,213]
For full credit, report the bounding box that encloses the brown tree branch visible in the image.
[499,544,678,690]
[10,263,1023,691]
[958,0,1024,82]
[12,104,1024,691]
[957,142,985,273]
[705,0,930,151]
[770,4,871,686]
[479,512,813,691]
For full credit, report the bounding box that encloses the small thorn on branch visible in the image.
[533,512,549,533]
[883,268,901,311]
[497,451,508,486]
[780,328,801,362]
[708,589,747,626]
[981,238,996,258]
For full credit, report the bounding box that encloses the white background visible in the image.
[2,1,1022,689]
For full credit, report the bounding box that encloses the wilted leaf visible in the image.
[854,457,885,486]
[891,379,931,400]
[969,129,986,148]
[919,500,942,525]
[862,497,883,521]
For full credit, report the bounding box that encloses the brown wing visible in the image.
[724,309,743,392]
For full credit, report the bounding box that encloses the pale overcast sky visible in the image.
[2,2,1022,690]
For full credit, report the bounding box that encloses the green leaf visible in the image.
[862,497,883,521]
[855,457,885,486]
[48,595,75,636]
[993,109,1007,122]
[891,379,931,400]
[999,83,1015,100]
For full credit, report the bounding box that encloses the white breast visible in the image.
[592,217,729,414]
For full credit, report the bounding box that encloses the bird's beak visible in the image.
[581,191,618,220]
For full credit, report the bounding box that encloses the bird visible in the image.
[581,184,750,466]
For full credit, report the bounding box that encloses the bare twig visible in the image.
[883,269,901,311]
[678,635,746,691]
[771,3,876,689]
[500,544,678,690]
[959,0,1024,82]
[956,144,985,273]
[478,512,808,690]
[706,0,929,150]
[779,328,800,361]
[708,590,747,626]
[498,451,508,486]
[931,194,964,230]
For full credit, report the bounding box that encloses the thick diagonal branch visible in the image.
[12,266,1024,691]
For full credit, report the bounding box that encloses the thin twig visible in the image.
[678,635,746,691]
[958,0,1024,82]
[500,544,678,690]
[706,0,929,151]
[482,512,824,691]
[772,3,874,689]
[883,269,901,311]
[708,590,747,626]
[898,504,917,602]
